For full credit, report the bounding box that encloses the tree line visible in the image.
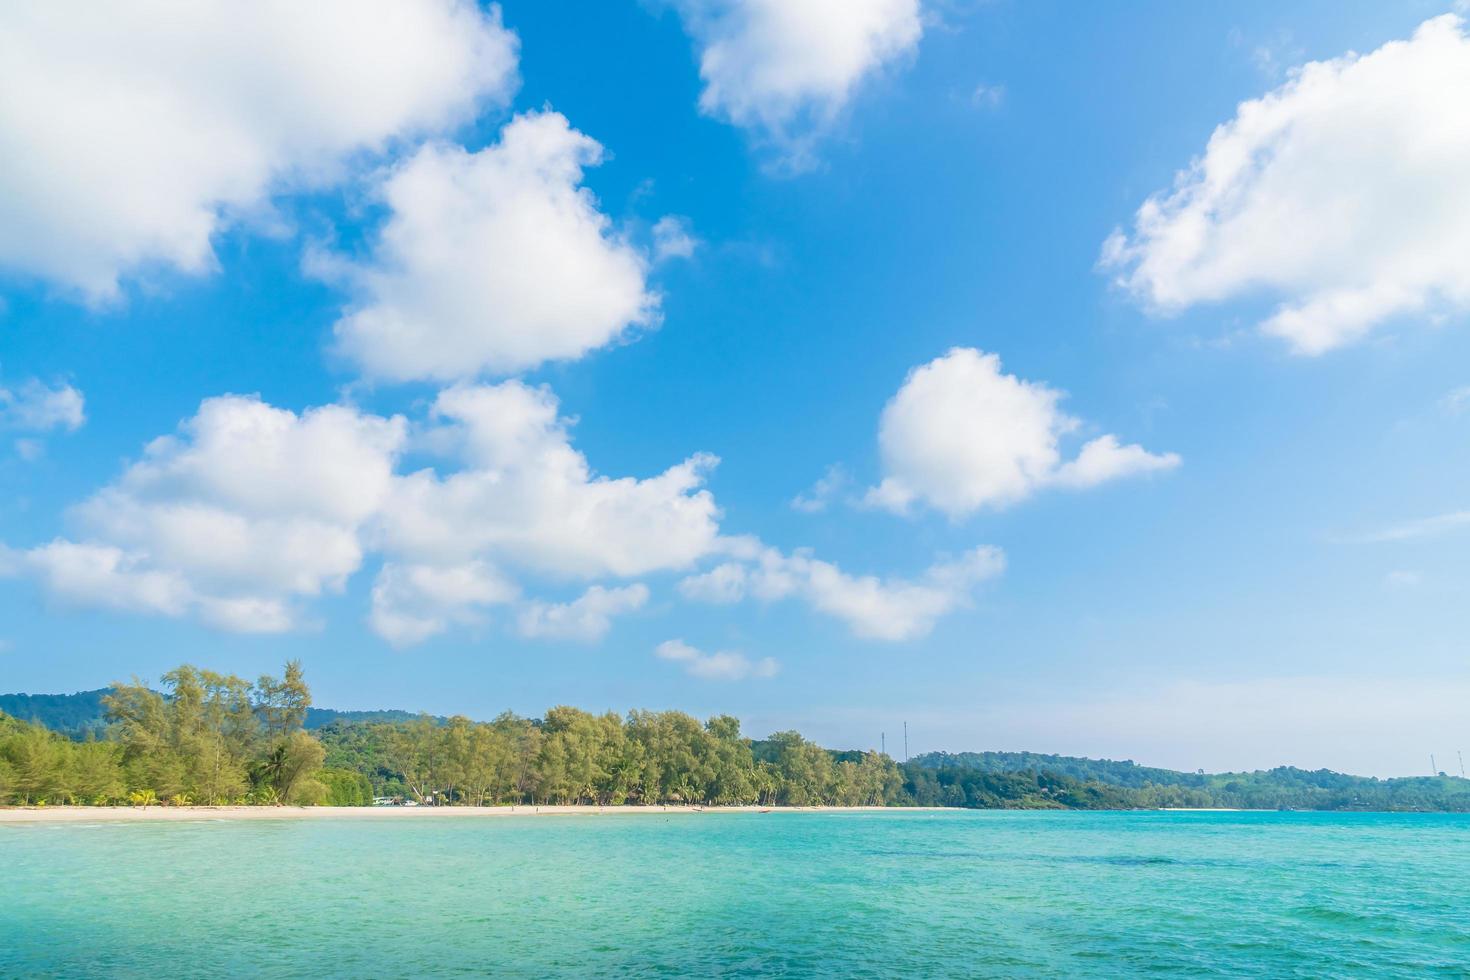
[0,661,902,808]
[4,661,1469,811]
[316,711,901,807]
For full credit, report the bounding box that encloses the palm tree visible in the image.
[128,788,158,809]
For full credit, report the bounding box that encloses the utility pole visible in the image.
[881,732,885,756]
[1460,751,1465,779]
[903,721,908,764]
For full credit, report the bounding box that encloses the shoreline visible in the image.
[0,804,948,824]
[0,806,1449,823]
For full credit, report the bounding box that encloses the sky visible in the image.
[1,0,1468,778]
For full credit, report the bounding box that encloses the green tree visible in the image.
[257,731,326,804]
[255,660,311,737]
[71,740,125,804]
[386,716,442,804]
[4,728,69,803]
[318,768,374,806]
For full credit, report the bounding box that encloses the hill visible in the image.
[0,688,423,737]
[907,750,1470,811]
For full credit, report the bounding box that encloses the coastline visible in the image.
[0,804,948,824]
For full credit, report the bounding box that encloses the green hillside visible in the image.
[0,688,423,737]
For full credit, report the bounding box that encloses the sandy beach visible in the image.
[0,804,943,824]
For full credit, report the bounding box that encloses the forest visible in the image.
[3,662,1469,811]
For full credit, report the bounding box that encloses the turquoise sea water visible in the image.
[3,810,1468,977]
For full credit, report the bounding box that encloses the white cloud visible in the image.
[655,638,778,681]
[680,541,1004,641]
[1354,509,1470,543]
[517,584,650,642]
[676,560,750,603]
[14,541,193,618]
[652,215,699,262]
[6,395,406,632]
[375,382,722,583]
[1384,569,1422,589]
[790,464,849,514]
[365,381,720,645]
[329,111,657,382]
[0,1,519,301]
[368,560,518,648]
[1102,15,1470,354]
[2,381,726,644]
[1051,434,1181,490]
[866,348,1178,517]
[672,0,922,169]
[0,379,85,432]
[1,374,1020,647]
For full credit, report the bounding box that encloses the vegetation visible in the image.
[0,663,321,806]
[904,753,1470,811]
[312,711,901,807]
[0,688,420,738]
[0,689,113,740]
[4,664,1470,811]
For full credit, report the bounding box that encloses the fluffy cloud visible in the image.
[11,541,192,618]
[866,348,1178,517]
[518,584,650,642]
[329,112,657,382]
[368,561,519,648]
[4,383,718,642]
[8,540,305,634]
[655,639,778,681]
[1102,15,1470,354]
[2,376,1017,646]
[375,382,721,580]
[0,379,85,432]
[680,540,1004,641]
[0,1,518,301]
[364,381,719,644]
[6,395,406,632]
[672,0,922,168]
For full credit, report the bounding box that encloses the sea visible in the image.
[3,809,1468,977]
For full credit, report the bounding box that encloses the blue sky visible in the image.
[1,0,1467,776]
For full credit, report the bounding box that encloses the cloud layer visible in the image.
[1103,15,1470,354]
[867,348,1178,517]
[0,1,519,301]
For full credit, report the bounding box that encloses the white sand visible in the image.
[0,804,943,824]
